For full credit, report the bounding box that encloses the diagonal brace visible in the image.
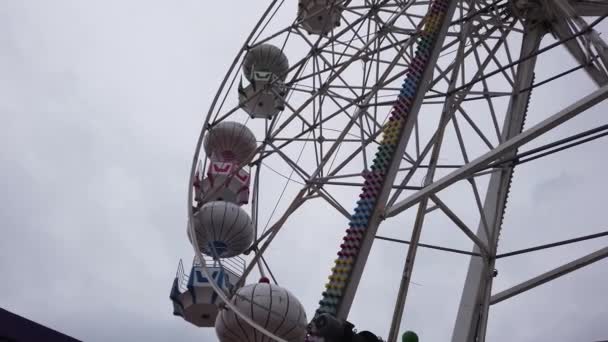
[491,246,608,305]
[386,84,608,218]
[431,195,491,258]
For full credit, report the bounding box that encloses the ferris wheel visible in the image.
[169,0,608,341]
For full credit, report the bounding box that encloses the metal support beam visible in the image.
[572,0,608,17]
[551,17,608,86]
[387,5,470,340]
[385,80,608,219]
[375,235,482,257]
[490,247,608,305]
[496,230,608,258]
[334,1,459,321]
[451,26,544,342]
[431,195,490,258]
[571,15,608,79]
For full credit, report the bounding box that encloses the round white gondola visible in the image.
[203,121,257,164]
[188,201,254,258]
[215,283,308,342]
[242,44,289,82]
[239,44,290,119]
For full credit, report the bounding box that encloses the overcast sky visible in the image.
[1,1,607,342]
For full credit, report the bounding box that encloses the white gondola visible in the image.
[203,121,257,165]
[215,281,308,342]
[170,258,245,327]
[188,201,254,259]
[238,44,289,119]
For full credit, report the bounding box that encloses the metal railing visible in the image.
[175,259,189,293]
[174,255,246,294]
[192,255,246,278]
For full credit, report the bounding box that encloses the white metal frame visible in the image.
[181,1,608,341]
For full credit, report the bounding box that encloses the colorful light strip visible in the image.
[315,0,451,318]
